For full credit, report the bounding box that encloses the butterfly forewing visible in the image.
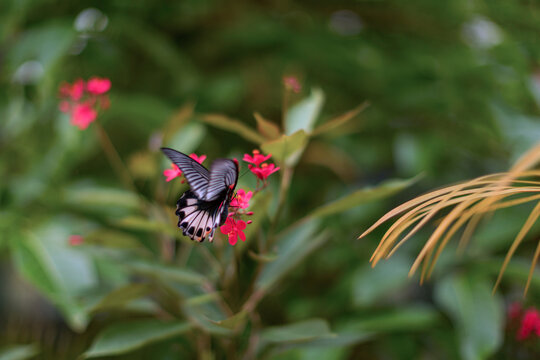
[205,159,238,201]
[161,147,210,199]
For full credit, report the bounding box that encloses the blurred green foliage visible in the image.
[1,0,540,359]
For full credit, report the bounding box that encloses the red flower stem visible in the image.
[93,121,137,192]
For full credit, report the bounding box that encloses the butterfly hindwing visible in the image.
[161,147,210,199]
[176,190,225,242]
[205,159,238,201]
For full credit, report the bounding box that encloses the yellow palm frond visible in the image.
[360,142,540,295]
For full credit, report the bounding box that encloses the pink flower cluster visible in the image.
[508,303,540,341]
[219,149,279,245]
[220,217,247,246]
[220,188,254,245]
[163,149,279,246]
[163,153,207,182]
[243,150,280,182]
[58,77,111,130]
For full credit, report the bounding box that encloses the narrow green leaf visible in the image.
[83,320,191,358]
[434,274,504,360]
[200,114,265,144]
[479,258,540,294]
[90,283,152,313]
[254,112,281,140]
[102,94,174,132]
[248,250,278,263]
[261,130,309,167]
[312,102,369,136]
[114,216,173,234]
[0,344,39,360]
[256,220,328,292]
[285,88,325,135]
[310,176,420,218]
[261,319,333,344]
[128,261,206,285]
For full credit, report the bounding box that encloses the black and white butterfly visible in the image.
[161,147,238,242]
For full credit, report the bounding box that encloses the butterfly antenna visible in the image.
[239,167,251,179]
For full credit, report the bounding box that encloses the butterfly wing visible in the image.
[204,159,238,201]
[176,190,226,242]
[161,147,210,199]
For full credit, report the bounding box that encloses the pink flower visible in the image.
[219,217,247,245]
[283,76,301,93]
[189,153,207,164]
[70,79,85,101]
[248,163,280,180]
[87,77,111,95]
[69,235,84,246]
[71,103,97,130]
[243,149,271,167]
[230,189,252,209]
[517,308,540,341]
[164,163,182,182]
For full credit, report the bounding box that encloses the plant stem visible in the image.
[93,121,137,192]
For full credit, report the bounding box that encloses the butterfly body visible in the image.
[162,148,238,242]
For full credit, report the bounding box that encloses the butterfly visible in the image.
[161,147,238,242]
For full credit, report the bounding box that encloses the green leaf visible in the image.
[312,102,369,136]
[11,231,90,331]
[210,310,248,330]
[261,130,309,167]
[343,305,439,333]
[434,274,504,360]
[352,255,411,307]
[200,114,265,144]
[83,319,191,358]
[285,88,325,135]
[261,319,334,344]
[165,122,207,157]
[309,176,420,218]
[114,216,173,234]
[90,283,152,313]
[128,261,206,285]
[62,184,142,217]
[0,344,39,360]
[254,112,281,140]
[256,219,328,292]
[182,303,232,336]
